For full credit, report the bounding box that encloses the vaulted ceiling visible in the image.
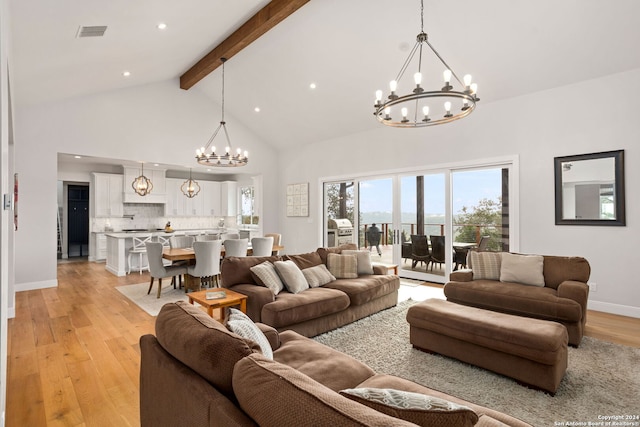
[11,0,640,155]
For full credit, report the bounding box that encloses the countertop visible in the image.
[103,228,232,238]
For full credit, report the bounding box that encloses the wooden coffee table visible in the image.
[187,288,248,322]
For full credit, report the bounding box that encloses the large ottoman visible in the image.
[406,299,568,394]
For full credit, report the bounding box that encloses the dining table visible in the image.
[162,244,285,262]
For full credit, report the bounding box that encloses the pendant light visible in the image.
[132,163,153,196]
[181,169,201,198]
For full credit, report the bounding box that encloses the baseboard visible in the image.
[588,299,640,319]
[15,279,58,292]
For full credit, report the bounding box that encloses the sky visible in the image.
[358,168,502,215]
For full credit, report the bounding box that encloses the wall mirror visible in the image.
[554,150,625,226]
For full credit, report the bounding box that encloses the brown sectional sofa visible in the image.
[219,244,400,337]
[444,254,590,346]
[140,301,532,427]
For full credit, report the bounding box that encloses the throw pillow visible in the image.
[500,252,545,287]
[226,308,274,360]
[342,250,374,275]
[339,388,478,427]
[326,253,358,279]
[468,251,502,280]
[274,260,309,294]
[250,261,285,295]
[302,264,336,288]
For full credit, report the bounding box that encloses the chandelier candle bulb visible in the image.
[464,74,472,89]
[444,101,453,118]
[384,107,391,120]
[422,106,430,122]
[401,107,409,123]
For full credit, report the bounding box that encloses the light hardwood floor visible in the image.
[7,261,640,426]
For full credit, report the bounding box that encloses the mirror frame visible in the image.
[554,150,625,226]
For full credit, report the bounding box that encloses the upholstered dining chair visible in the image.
[429,235,446,271]
[250,236,274,257]
[410,235,431,269]
[187,241,222,288]
[223,238,248,257]
[264,233,281,255]
[220,232,240,241]
[145,242,188,298]
[127,234,152,274]
[195,234,220,242]
[169,235,195,249]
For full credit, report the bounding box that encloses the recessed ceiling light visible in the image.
[153,164,160,167]
[123,71,131,77]
[74,155,82,159]
[309,83,317,89]
[157,23,167,30]
[254,107,260,112]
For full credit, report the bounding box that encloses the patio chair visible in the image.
[410,235,431,269]
[429,235,445,271]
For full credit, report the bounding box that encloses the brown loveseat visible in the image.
[444,253,590,346]
[219,244,399,337]
[140,301,532,427]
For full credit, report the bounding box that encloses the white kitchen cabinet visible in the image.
[95,233,107,260]
[220,181,237,216]
[201,181,221,216]
[123,167,167,204]
[92,173,124,217]
[164,178,181,216]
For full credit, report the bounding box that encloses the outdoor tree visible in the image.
[454,197,503,251]
[325,182,354,222]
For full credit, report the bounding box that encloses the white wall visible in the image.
[13,80,279,293]
[278,69,640,318]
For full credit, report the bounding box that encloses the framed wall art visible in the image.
[286,182,309,217]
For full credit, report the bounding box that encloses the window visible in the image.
[240,186,258,225]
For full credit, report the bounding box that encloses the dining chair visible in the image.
[169,235,195,249]
[453,247,470,270]
[221,232,240,241]
[195,234,220,242]
[187,241,222,288]
[223,238,249,257]
[250,236,274,257]
[145,242,188,298]
[127,234,152,274]
[429,235,446,271]
[410,235,431,269]
[264,233,281,255]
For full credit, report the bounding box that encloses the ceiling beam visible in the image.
[180,0,310,90]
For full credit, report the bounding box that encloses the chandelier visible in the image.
[132,163,153,196]
[181,169,201,198]
[373,0,479,128]
[195,58,248,167]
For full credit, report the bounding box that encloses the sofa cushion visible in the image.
[233,354,416,427]
[542,255,591,289]
[261,287,351,328]
[324,275,400,306]
[327,253,359,279]
[317,243,358,264]
[444,280,583,322]
[155,301,258,397]
[226,308,273,360]
[274,260,309,294]
[275,330,375,391]
[302,264,336,288]
[285,251,323,269]
[250,261,285,295]
[500,253,544,287]
[468,251,502,280]
[340,387,478,427]
[342,250,375,275]
[221,255,281,288]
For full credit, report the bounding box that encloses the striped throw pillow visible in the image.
[468,251,502,280]
[302,264,336,287]
[250,261,285,295]
[326,253,358,279]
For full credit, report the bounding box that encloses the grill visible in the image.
[327,218,354,247]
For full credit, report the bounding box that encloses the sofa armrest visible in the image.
[372,265,387,275]
[449,270,473,282]
[557,280,589,315]
[256,323,281,350]
[227,284,275,323]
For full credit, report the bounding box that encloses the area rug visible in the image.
[116,282,189,316]
[314,300,640,426]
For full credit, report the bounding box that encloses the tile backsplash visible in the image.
[91,203,236,232]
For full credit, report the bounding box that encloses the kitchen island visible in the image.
[104,229,229,276]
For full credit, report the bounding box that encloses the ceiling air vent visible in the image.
[76,25,108,38]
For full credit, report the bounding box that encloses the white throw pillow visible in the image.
[342,250,374,275]
[226,308,273,360]
[302,264,336,287]
[274,260,309,294]
[326,253,358,279]
[250,261,285,295]
[500,252,545,287]
[468,251,502,280]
